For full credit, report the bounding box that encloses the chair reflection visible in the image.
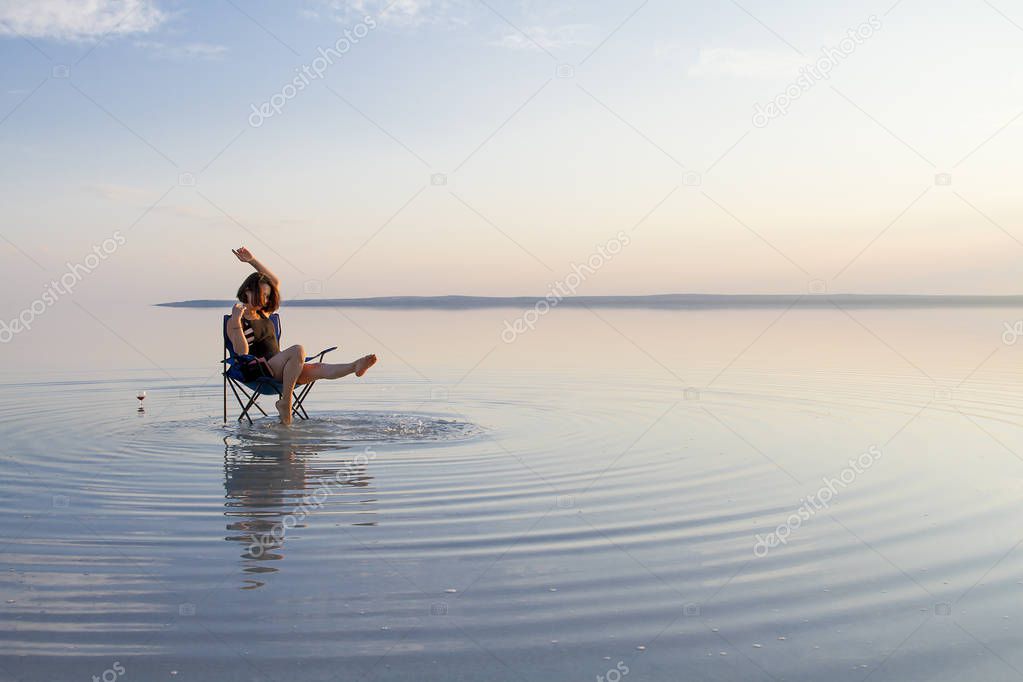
[222,436,376,589]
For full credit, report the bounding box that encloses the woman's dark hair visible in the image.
[236,272,280,316]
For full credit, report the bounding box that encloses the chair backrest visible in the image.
[223,312,282,360]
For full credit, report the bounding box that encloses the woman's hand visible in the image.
[227,303,249,355]
[231,302,248,321]
[231,245,278,288]
[232,245,281,288]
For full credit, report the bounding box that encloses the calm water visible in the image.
[2,305,1023,681]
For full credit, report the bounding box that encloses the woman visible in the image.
[227,246,377,425]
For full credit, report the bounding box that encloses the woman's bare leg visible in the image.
[297,354,377,385]
[266,344,305,425]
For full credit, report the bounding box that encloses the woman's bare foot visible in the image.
[354,354,378,377]
[275,398,293,425]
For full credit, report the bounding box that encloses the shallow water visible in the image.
[2,305,1023,681]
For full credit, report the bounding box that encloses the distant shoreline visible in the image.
[155,294,1023,310]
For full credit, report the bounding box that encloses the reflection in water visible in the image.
[222,436,376,589]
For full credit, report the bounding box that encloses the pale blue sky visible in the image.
[1,0,1022,307]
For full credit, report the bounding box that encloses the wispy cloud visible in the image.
[305,0,595,51]
[86,184,305,229]
[493,23,597,52]
[134,40,228,60]
[303,0,466,27]
[0,0,167,41]
[87,183,158,204]
[685,47,804,79]
[87,184,211,221]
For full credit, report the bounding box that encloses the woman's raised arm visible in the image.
[232,246,280,287]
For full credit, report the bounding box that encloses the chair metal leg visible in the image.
[293,381,316,420]
[238,390,258,424]
[234,382,270,417]
[226,379,246,413]
[227,377,263,424]
[296,381,314,405]
[249,396,270,417]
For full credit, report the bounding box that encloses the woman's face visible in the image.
[249,282,271,309]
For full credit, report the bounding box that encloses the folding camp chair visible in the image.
[222,313,338,424]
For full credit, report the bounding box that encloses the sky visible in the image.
[1,0,1022,307]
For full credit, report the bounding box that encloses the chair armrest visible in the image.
[305,346,338,362]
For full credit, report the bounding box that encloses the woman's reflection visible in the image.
[223,437,376,589]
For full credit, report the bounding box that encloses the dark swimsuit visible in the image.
[241,314,280,360]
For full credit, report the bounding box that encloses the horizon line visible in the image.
[155,293,1023,310]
